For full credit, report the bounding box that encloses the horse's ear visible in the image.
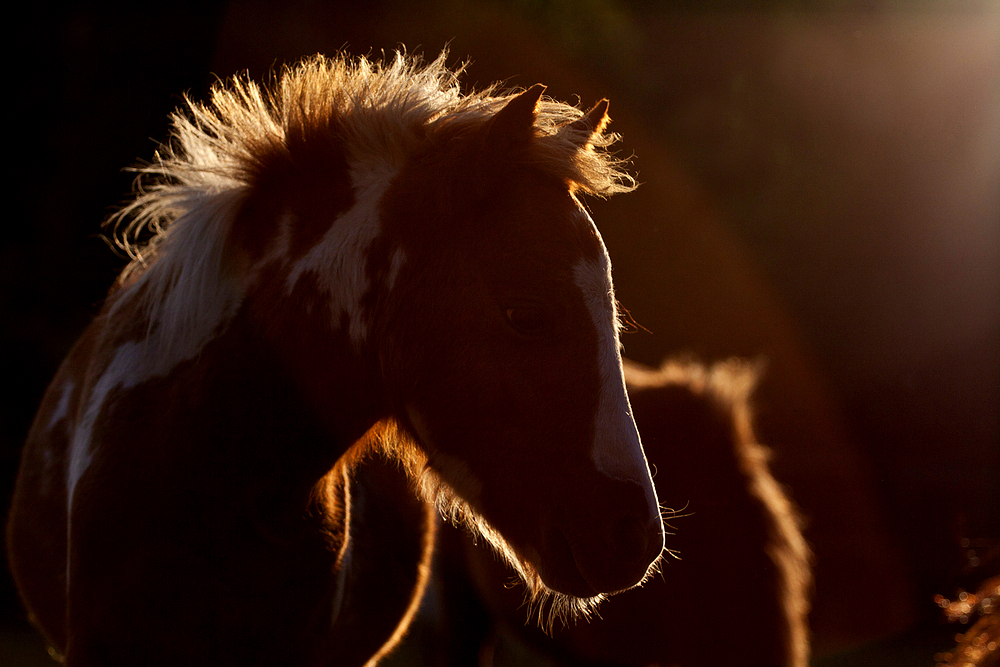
[564,99,611,148]
[485,84,546,148]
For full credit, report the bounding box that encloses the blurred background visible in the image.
[3,1,997,664]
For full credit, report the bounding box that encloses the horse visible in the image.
[6,52,664,665]
[414,358,812,667]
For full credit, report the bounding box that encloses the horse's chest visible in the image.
[56,340,352,658]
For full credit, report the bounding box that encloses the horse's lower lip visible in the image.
[539,527,600,598]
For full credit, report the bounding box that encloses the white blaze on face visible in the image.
[572,213,658,510]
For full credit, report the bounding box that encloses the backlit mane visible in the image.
[110,50,634,285]
[104,50,635,369]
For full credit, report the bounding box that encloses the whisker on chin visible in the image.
[415,464,607,633]
[660,500,693,521]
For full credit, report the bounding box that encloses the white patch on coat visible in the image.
[386,247,407,291]
[47,381,75,433]
[571,212,658,514]
[286,158,399,346]
[68,343,146,496]
[65,342,142,584]
[65,312,236,588]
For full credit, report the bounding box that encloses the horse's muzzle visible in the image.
[541,478,664,598]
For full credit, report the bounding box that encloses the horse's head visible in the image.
[119,52,663,611]
[376,86,663,604]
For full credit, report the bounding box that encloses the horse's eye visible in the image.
[505,305,548,335]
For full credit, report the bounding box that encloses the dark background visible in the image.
[3,2,997,664]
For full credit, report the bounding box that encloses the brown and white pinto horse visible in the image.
[425,359,812,667]
[6,53,663,665]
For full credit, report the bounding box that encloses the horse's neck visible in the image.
[86,286,383,526]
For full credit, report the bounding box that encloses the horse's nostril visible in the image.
[612,513,662,570]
